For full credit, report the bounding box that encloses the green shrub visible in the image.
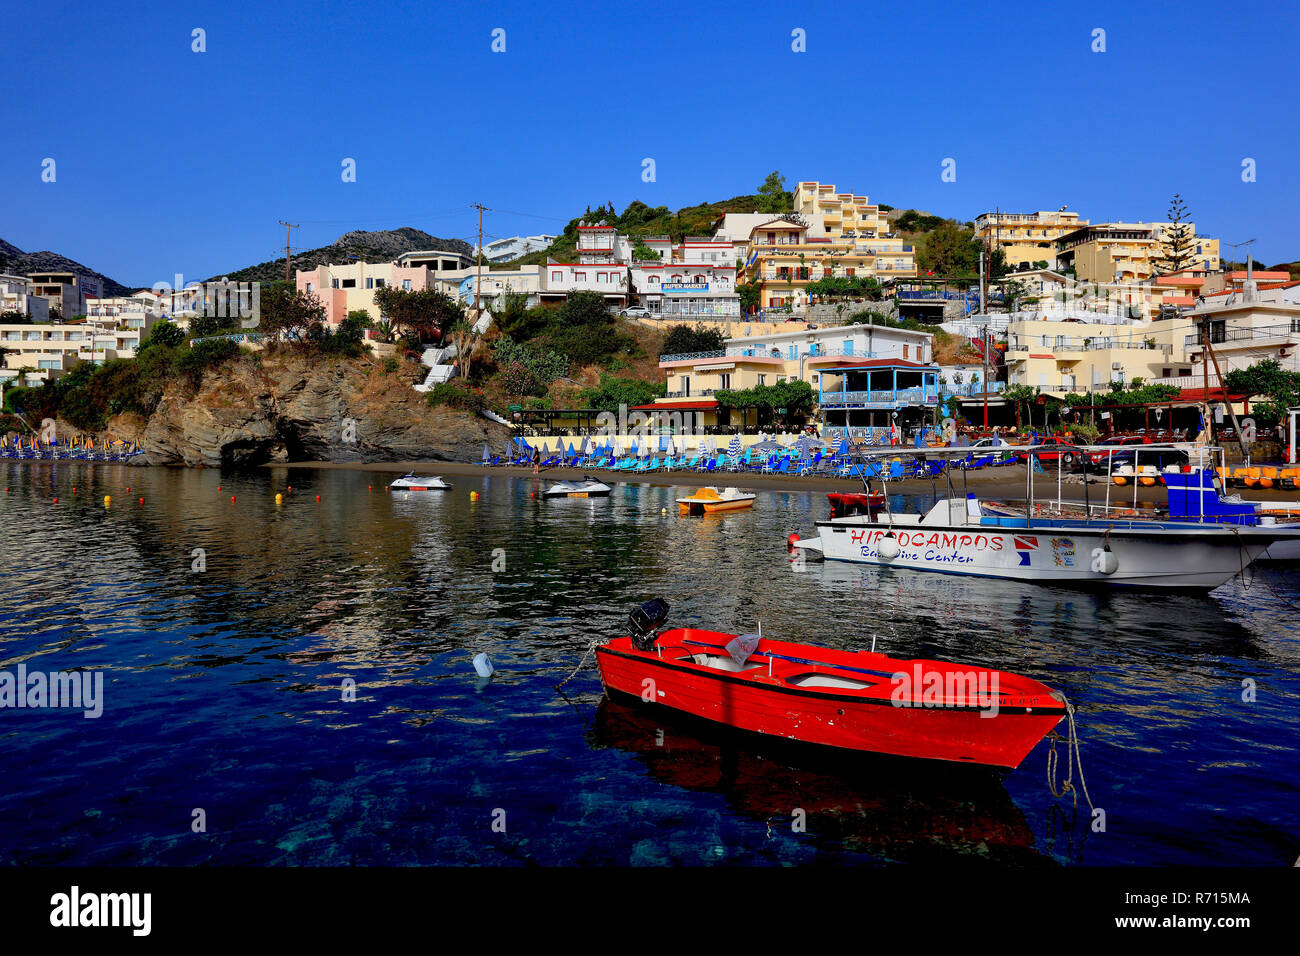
[425,381,484,411]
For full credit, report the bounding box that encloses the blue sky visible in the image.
[3,0,1297,287]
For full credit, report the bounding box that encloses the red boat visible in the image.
[595,600,1069,770]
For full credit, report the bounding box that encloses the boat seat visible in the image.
[786,672,878,690]
[680,652,765,673]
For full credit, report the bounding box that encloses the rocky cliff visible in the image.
[106,353,504,467]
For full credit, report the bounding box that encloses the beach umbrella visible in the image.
[835,437,849,456]
[579,436,590,455]
[630,439,639,457]
[727,435,742,458]
[568,442,576,458]
[481,442,490,462]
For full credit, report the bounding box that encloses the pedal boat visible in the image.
[676,486,756,516]
[595,601,1068,769]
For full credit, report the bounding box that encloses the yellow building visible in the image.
[743,218,916,310]
[1004,316,1193,395]
[1055,222,1219,284]
[975,210,1088,271]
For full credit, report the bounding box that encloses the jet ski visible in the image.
[543,476,613,498]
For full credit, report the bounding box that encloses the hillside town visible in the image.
[2,177,1297,457]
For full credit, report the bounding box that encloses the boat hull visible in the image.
[796,520,1272,589]
[596,632,1065,769]
[677,498,755,515]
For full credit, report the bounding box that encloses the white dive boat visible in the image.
[389,473,451,491]
[543,476,612,498]
[787,444,1286,590]
[789,495,1283,589]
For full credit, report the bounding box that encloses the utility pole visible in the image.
[1202,314,1251,462]
[1225,238,1256,300]
[981,323,990,430]
[278,221,299,283]
[470,202,488,313]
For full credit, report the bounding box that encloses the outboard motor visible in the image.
[628,598,670,651]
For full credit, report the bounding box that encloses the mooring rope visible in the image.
[1046,696,1094,813]
[555,640,599,691]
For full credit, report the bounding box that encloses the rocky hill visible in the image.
[210,228,475,284]
[0,238,132,298]
[97,351,505,467]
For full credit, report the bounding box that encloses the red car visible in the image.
[1015,437,1082,467]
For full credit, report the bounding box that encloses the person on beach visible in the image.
[532,446,541,474]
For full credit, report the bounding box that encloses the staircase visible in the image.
[413,344,459,393]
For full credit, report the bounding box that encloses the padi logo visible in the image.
[50,886,151,936]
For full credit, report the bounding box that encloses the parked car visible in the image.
[1015,436,1082,467]
[619,307,653,318]
[1084,435,1151,471]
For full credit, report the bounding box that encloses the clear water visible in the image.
[1,463,1297,866]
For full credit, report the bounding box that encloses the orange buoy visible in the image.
[368,485,372,492]
[218,485,223,491]
[139,497,144,504]
[53,497,58,503]
[231,495,236,503]
[1114,476,1127,486]
[315,494,321,502]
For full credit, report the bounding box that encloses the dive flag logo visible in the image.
[1014,534,1038,566]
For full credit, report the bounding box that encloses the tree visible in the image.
[1151,193,1195,275]
[917,221,981,277]
[660,323,724,357]
[258,286,327,345]
[1002,384,1038,430]
[757,171,792,214]
[372,286,464,342]
[447,317,483,381]
[736,282,761,315]
[139,319,184,352]
[581,373,664,412]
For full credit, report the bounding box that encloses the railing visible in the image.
[1183,324,1299,348]
[819,387,937,407]
[940,381,1006,396]
[190,332,265,346]
[898,290,968,300]
[662,389,718,399]
[1009,336,1164,352]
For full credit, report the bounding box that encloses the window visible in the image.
[757,374,766,385]
[552,271,562,282]
[903,345,909,359]
[375,279,385,288]
[305,283,313,293]
[575,272,587,282]
[402,280,412,291]
[719,373,731,389]
[788,345,797,360]
[341,279,356,288]
[331,278,339,289]
[365,278,374,289]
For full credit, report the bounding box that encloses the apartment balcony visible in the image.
[661,389,718,399]
[819,386,938,407]
[1183,325,1300,349]
[659,347,786,365]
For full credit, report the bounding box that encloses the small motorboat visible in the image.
[595,600,1070,770]
[543,476,612,498]
[676,486,756,516]
[389,473,451,491]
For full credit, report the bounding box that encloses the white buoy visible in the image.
[472,653,494,678]
[877,532,900,559]
[1096,546,1119,575]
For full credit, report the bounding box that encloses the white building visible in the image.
[473,235,556,263]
